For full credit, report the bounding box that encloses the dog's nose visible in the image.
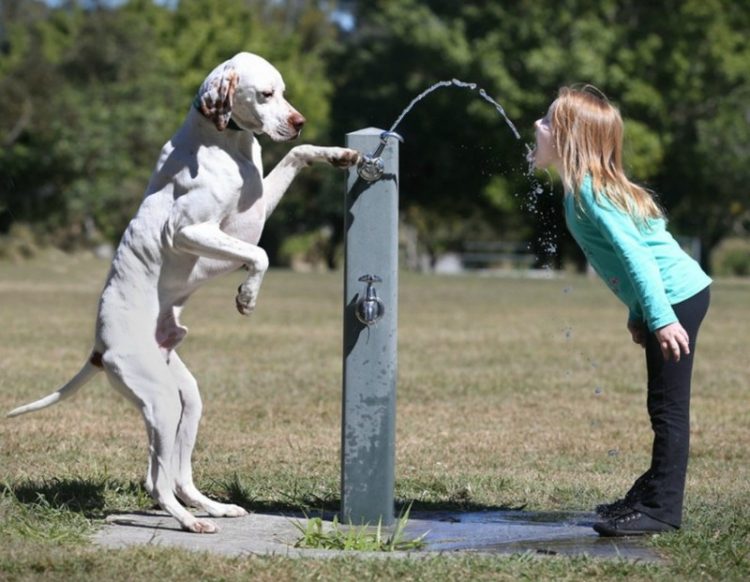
[289,112,306,132]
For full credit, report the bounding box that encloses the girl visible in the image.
[532,86,711,537]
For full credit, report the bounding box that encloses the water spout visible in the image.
[357,78,521,182]
[388,79,520,140]
[357,130,404,182]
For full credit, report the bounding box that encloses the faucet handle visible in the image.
[358,274,383,284]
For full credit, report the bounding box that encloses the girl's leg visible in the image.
[624,468,654,503]
[631,287,710,527]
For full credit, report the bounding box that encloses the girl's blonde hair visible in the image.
[549,86,663,223]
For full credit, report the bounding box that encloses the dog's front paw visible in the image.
[235,283,257,315]
[184,517,220,534]
[207,503,248,518]
[326,147,360,169]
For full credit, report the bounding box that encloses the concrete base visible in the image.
[95,511,332,558]
[94,509,663,562]
[405,510,663,561]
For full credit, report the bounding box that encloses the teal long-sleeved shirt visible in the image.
[564,176,712,331]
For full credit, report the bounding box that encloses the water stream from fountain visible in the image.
[387,79,521,140]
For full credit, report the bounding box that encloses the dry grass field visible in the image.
[1,253,748,580]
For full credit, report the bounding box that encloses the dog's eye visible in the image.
[261,90,274,99]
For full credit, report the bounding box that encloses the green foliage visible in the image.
[621,118,663,179]
[293,503,428,552]
[0,0,338,253]
[711,238,750,277]
[1,0,749,270]
[277,227,334,269]
[334,0,750,269]
[1,482,93,544]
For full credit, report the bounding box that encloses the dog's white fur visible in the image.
[7,52,359,533]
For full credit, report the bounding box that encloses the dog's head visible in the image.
[197,52,305,140]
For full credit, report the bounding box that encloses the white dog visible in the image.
[7,52,359,533]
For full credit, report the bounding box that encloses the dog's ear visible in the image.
[198,64,239,131]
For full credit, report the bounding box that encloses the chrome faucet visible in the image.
[356,131,404,182]
[355,274,385,326]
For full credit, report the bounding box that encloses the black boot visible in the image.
[593,510,677,537]
[595,498,632,519]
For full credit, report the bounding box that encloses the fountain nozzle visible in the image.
[356,131,404,182]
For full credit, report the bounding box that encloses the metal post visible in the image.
[341,128,399,526]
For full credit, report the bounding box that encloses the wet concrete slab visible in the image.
[405,510,663,561]
[93,509,663,562]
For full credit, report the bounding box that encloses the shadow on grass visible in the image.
[2,477,151,519]
[4,476,527,523]
[220,476,526,519]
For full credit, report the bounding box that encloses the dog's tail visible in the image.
[6,352,104,418]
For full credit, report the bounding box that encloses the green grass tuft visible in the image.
[0,483,92,544]
[293,503,428,552]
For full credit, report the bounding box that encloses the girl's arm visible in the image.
[578,185,676,331]
[578,187,690,361]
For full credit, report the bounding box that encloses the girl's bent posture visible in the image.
[532,87,711,537]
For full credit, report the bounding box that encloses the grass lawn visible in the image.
[1,253,748,580]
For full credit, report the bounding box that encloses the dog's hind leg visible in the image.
[171,222,269,316]
[168,353,247,517]
[102,349,220,533]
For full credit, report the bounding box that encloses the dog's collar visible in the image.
[192,96,244,131]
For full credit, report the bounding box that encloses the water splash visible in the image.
[543,168,555,187]
[524,142,536,174]
[388,79,521,140]
[516,147,560,268]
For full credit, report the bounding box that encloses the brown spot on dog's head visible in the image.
[198,65,239,131]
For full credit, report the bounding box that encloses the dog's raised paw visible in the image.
[235,284,257,315]
[235,296,255,315]
[328,148,360,169]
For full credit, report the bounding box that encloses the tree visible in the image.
[328,0,534,264]
[0,0,340,257]
[2,0,748,270]
[1,0,183,246]
[330,0,750,270]
[647,0,750,266]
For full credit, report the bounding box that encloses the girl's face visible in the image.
[532,108,559,170]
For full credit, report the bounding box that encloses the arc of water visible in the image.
[388,78,520,140]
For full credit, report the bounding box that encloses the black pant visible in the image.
[626,286,710,527]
